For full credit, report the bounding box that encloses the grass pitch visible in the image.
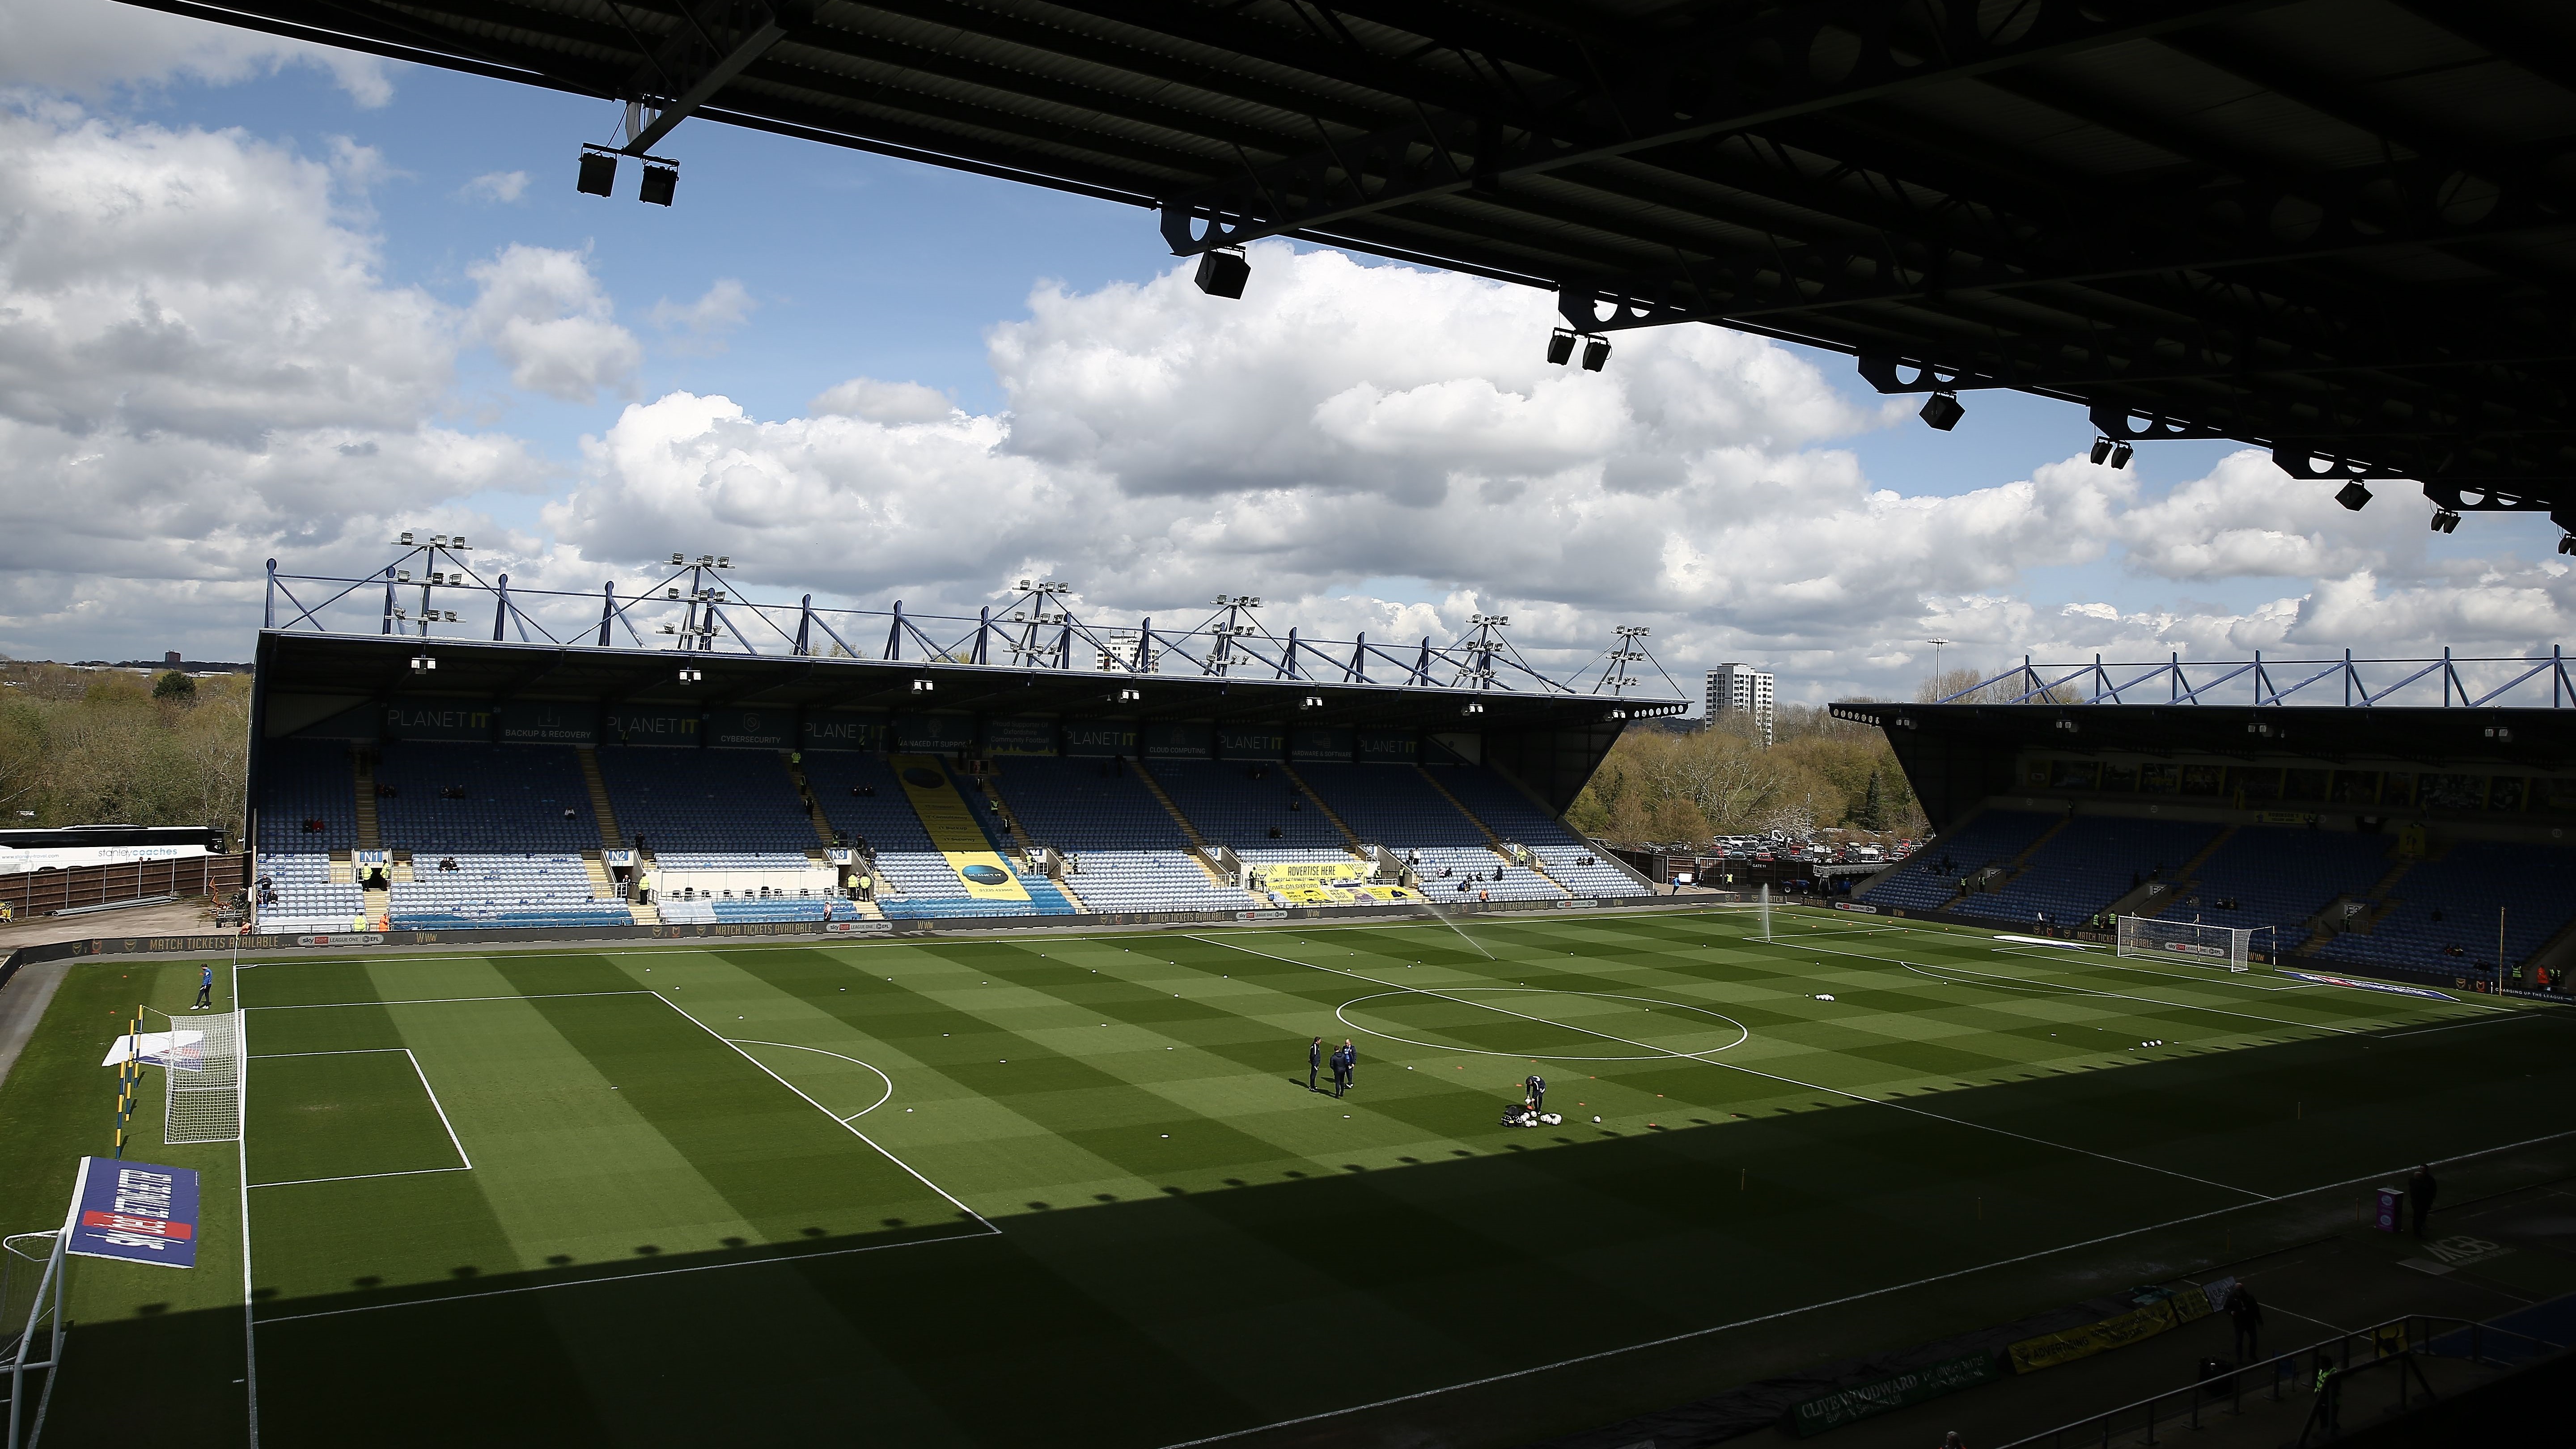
[6,906,2574,1448]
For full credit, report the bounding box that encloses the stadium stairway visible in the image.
[783,756,837,846]
[1275,762,1369,855]
[352,753,382,849]
[1932,810,2074,912]
[979,771,1091,912]
[575,746,625,847]
[2295,850,2422,958]
[885,755,1077,916]
[1127,760,1234,888]
[1412,765,1575,897]
[2100,825,2237,920]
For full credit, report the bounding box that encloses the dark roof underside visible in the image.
[127,0,2576,517]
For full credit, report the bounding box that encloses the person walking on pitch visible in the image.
[2409,1163,2438,1238]
[195,964,214,1010]
[1308,1036,1323,1093]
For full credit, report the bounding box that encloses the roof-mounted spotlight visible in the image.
[912,678,935,693]
[396,570,412,583]
[2431,508,2462,534]
[410,655,436,673]
[2109,441,2133,469]
[670,552,686,565]
[576,146,617,198]
[1919,391,1965,431]
[2558,532,2575,557]
[2089,437,2113,466]
[1581,336,1611,372]
[1462,701,1485,715]
[1114,687,1142,703]
[2335,481,2373,512]
[397,530,415,545]
[441,610,457,623]
[639,162,677,207]
[1546,327,1576,365]
[715,555,730,568]
[678,667,703,683]
[1194,248,1249,299]
[1301,695,1324,709]
[451,537,469,549]
[2486,724,2514,742]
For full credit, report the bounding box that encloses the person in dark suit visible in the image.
[1330,1044,1350,1098]
[1308,1036,1323,1092]
[2227,1283,2263,1363]
[1525,1073,1546,1111]
[1341,1039,1356,1090]
[2409,1163,2438,1238]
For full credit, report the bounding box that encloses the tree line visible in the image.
[0,661,249,847]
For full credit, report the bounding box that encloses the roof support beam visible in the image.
[617,0,789,153]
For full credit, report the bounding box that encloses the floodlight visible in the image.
[411,655,436,673]
[398,531,415,545]
[443,610,458,623]
[577,149,617,198]
[1194,249,1250,299]
[1581,336,1611,371]
[670,552,686,565]
[2486,725,2514,742]
[1115,687,1141,702]
[2089,437,2113,466]
[2559,533,2575,556]
[2431,508,2461,534]
[699,554,715,566]
[1302,695,1324,709]
[397,570,412,582]
[1919,391,1965,431]
[2109,442,2133,469]
[1546,328,1576,365]
[716,555,730,568]
[678,667,703,683]
[432,534,447,545]
[1462,701,1485,715]
[667,587,682,599]
[912,678,935,693]
[2335,481,2373,512]
[639,163,678,207]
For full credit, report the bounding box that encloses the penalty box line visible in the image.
[1187,935,2259,1201]
[1154,1119,2576,1449]
[647,992,998,1236]
[244,1047,474,1186]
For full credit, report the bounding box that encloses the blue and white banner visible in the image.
[66,1157,200,1269]
[100,1031,206,1071]
[2282,970,2453,1001]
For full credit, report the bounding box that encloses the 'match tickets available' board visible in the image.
[66,1156,201,1268]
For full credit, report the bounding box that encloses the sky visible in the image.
[0,0,2568,707]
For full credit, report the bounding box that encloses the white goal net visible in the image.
[2117,915,2253,973]
[155,1008,243,1145]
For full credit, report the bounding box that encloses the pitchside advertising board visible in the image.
[66,1157,200,1269]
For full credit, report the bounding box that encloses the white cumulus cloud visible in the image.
[466,244,643,404]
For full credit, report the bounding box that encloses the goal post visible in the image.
[2117,915,2253,972]
[141,1008,242,1146]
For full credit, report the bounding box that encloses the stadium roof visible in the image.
[127,0,2576,521]
[1831,699,2576,827]
[253,630,1683,809]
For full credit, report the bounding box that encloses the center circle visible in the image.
[1336,988,1749,1062]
